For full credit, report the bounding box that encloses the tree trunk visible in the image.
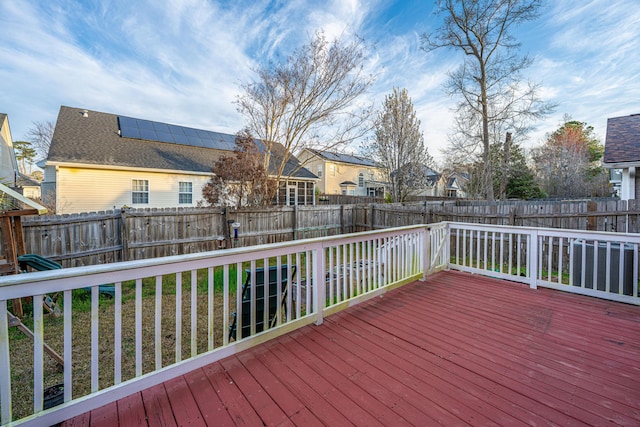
[480,69,494,201]
[499,132,512,200]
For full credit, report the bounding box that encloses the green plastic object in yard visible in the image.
[17,253,115,298]
[17,254,62,271]
[82,285,116,298]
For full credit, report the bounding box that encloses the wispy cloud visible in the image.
[1,0,638,164]
[526,0,640,143]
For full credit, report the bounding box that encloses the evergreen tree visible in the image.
[13,140,36,174]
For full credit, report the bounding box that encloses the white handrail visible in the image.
[446,222,640,305]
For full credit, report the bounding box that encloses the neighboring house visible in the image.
[43,106,317,214]
[436,171,469,198]
[16,174,41,199]
[298,148,387,197]
[0,114,41,200]
[393,165,441,198]
[609,169,622,198]
[603,113,640,200]
[0,113,19,185]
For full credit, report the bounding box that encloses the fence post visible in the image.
[370,204,375,231]
[529,229,538,289]
[292,204,298,240]
[313,243,326,325]
[587,201,597,231]
[120,208,129,262]
[424,201,429,224]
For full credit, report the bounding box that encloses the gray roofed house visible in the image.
[297,148,388,197]
[43,106,317,213]
[304,149,378,168]
[603,114,640,200]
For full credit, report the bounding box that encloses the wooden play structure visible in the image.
[0,182,63,365]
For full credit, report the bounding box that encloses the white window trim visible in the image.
[131,179,149,204]
[179,181,193,204]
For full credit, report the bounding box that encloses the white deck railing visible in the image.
[2,222,638,426]
[446,222,640,305]
[0,225,427,426]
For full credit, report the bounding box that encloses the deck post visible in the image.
[423,226,430,280]
[529,229,538,289]
[445,223,451,271]
[0,300,12,425]
[314,244,326,325]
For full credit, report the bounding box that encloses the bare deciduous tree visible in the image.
[422,0,553,200]
[237,31,374,194]
[367,87,432,203]
[26,120,55,159]
[202,129,277,208]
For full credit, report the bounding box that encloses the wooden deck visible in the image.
[63,270,640,426]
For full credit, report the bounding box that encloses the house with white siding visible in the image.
[0,113,19,185]
[42,106,317,214]
[603,113,640,200]
[0,113,42,199]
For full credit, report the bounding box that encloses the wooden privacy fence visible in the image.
[357,198,640,233]
[2,199,640,267]
[1,206,359,267]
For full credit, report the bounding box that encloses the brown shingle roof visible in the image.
[48,106,316,179]
[603,114,640,164]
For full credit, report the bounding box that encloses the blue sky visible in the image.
[1,0,638,164]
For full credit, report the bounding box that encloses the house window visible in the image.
[179,181,193,204]
[358,172,364,188]
[329,164,335,176]
[317,165,322,177]
[132,179,149,204]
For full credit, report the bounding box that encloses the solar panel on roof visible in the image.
[139,128,157,140]
[156,131,174,144]
[137,120,154,130]
[168,124,185,135]
[173,133,188,145]
[118,115,245,151]
[118,116,137,128]
[189,137,206,147]
[120,125,140,139]
[153,122,170,133]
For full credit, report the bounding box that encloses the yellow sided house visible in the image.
[298,148,387,197]
[42,106,317,214]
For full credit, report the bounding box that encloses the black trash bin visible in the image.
[44,384,64,409]
[571,240,634,295]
